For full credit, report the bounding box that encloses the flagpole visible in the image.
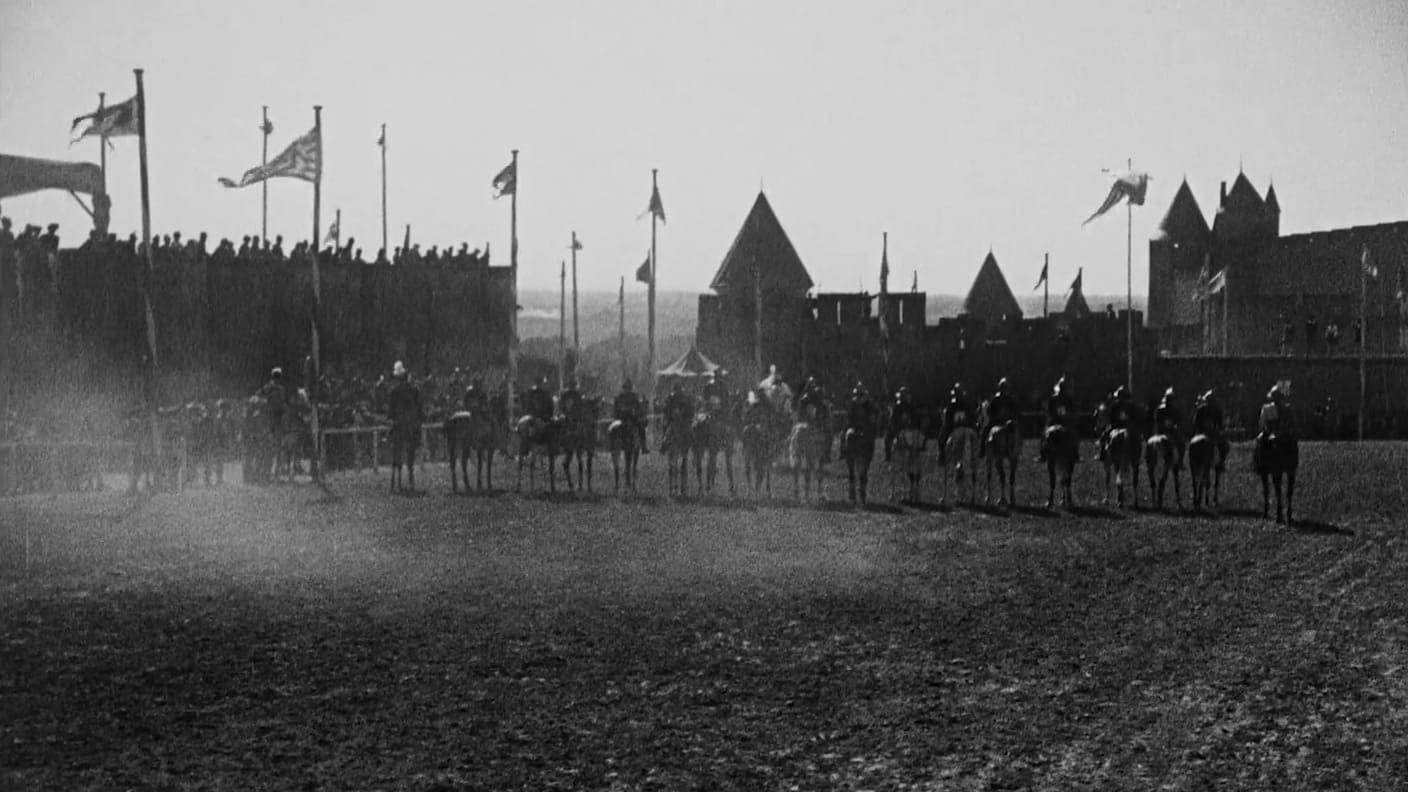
[880,231,890,398]
[97,92,107,194]
[308,106,324,484]
[1126,157,1134,396]
[332,208,341,250]
[508,149,519,433]
[1360,248,1367,441]
[625,274,630,386]
[261,106,270,243]
[559,260,566,392]
[133,68,163,488]
[380,123,388,257]
[571,230,580,360]
[1043,252,1049,319]
[648,169,658,399]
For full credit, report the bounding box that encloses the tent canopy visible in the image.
[657,346,720,378]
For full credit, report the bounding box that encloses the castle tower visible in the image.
[960,250,1022,321]
[1148,178,1210,346]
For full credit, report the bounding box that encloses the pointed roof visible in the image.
[709,191,814,295]
[961,251,1023,320]
[1265,182,1280,214]
[1156,178,1210,240]
[658,345,720,378]
[1222,171,1264,212]
[1064,286,1091,319]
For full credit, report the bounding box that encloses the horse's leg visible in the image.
[1285,470,1296,524]
[1274,473,1285,524]
[1260,473,1271,520]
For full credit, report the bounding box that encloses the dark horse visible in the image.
[389,402,420,493]
[841,423,877,505]
[1041,422,1079,509]
[514,416,561,492]
[1187,433,1216,512]
[559,398,600,493]
[607,416,641,494]
[443,405,501,492]
[1255,432,1298,523]
[691,402,738,498]
[1144,433,1184,512]
[740,407,777,497]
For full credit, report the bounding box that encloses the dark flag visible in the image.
[635,253,652,285]
[492,160,516,198]
[1034,261,1048,290]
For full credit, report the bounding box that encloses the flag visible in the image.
[635,253,652,285]
[324,216,339,245]
[1193,258,1210,303]
[571,236,583,251]
[0,154,103,200]
[1082,169,1150,226]
[376,127,385,148]
[261,117,274,137]
[639,183,666,223]
[1034,261,1048,290]
[911,270,918,293]
[1361,246,1378,279]
[70,95,139,143]
[219,126,321,188]
[492,159,516,198]
[1067,269,1083,296]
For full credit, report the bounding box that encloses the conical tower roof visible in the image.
[1064,286,1091,319]
[1265,182,1280,214]
[709,191,814,296]
[1156,179,1210,241]
[961,251,1023,320]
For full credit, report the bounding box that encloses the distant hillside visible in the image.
[518,290,1147,346]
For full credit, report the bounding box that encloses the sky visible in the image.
[2,0,1406,297]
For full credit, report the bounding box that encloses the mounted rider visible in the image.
[846,381,880,435]
[1194,388,1230,469]
[884,385,919,463]
[1154,387,1185,464]
[1039,375,1079,462]
[258,367,288,437]
[613,378,648,452]
[744,386,774,427]
[388,361,423,427]
[462,378,488,414]
[939,382,978,462]
[660,382,694,453]
[1258,383,1294,438]
[527,377,555,423]
[559,378,584,422]
[980,377,1018,457]
[701,370,729,413]
[1098,384,1137,457]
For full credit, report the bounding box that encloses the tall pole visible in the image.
[97,92,107,194]
[618,275,626,384]
[1126,158,1134,396]
[309,105,324,483]
[380,123,388,257]
[133,69,163,486]
[559,260,567,391]
[507,149,519,432]
[332,208,341,249]
[648,169,658,398]
[753,217,763,381]
[261,106,270,243]
[1043,252,1049,319]
[571,230,580,358]
[1360,248,1368,441]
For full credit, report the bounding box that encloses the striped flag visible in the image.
[70,95,139,143]
[218,126,320,188]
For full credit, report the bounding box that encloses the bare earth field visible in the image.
[3,442,1407,790]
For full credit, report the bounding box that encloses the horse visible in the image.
[692,403,738,498]
[940,423,979,507]
[389,413,421,494]
[662,408,694,497]
[740,409,777,497]
[1187,433,1217,512]
[1095,407,1142,508]
[980,403,1020,507]
[840,421,877,505]
[607,417,641,494]
[1143,432,1184,511]
[887,412,927,504]
[1041,422,1079,509]
[443,405,500,492]
[1255,431,1298,523]
[279,390,314,484]
[559,398,600,493]
[785,402,831,501]
[514,415,561,492]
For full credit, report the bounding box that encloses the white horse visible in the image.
[941,423,979,507]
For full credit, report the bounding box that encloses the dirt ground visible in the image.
[3,442,1407,790]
